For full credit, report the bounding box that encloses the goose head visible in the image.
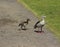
[27,18,30,21]
[42,16,46,18]
[41,16,46,20]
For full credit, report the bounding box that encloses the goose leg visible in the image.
[38,28,40,32]
[21,25,24,30]
[18,25,22,30]
[24,25,26,29]
[21,25,23,29]
[40,26,43,33]
[22,25,27,30]
[38,27,41,33]
[41,26,42,32]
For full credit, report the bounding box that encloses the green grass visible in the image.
[19,0,60,39]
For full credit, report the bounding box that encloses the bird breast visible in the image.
[37,20,45,26]
[40,20,45,25]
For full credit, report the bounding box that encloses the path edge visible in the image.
[17,0,60,40]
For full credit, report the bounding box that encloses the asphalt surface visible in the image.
[0,0,60,47]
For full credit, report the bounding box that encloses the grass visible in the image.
[19,0,60,39]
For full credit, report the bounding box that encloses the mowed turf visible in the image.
[19,0,60,39]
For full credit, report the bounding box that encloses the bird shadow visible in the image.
[34,30,44,33]
[22,28,27,30]
[18,28,27,31]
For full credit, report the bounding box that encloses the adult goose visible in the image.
[34,16,46,33]
[18,18,30,30]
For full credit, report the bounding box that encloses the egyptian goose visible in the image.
[18,18,30,30]
[34,16,46,32]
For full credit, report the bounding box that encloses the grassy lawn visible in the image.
[19,0,60,39]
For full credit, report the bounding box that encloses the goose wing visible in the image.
[34,21,40,28]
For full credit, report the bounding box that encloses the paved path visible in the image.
[0,0,60,47]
